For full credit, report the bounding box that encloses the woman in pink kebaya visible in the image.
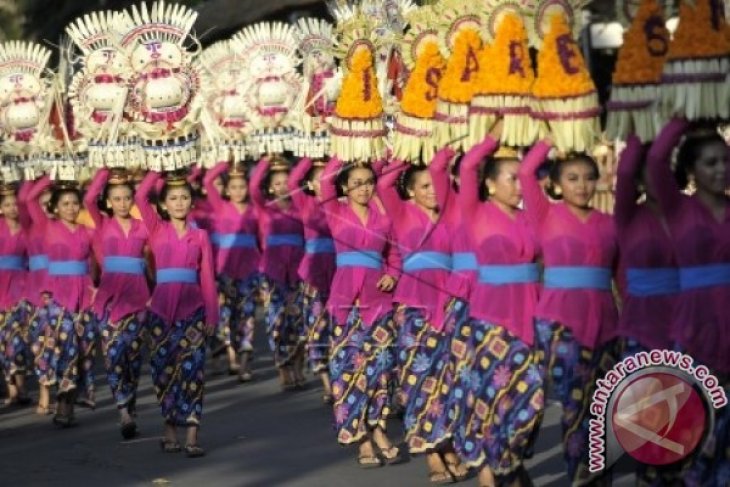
[135,171,218,458]
[519,141,617,486]
[0,182,30,406]
[84,168,150,439]
[203,161,262,383]
[250,156,305,390]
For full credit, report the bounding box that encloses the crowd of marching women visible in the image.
[0,0,729,485]
[0,117,727,485]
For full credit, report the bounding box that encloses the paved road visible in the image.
[0,317,637,486]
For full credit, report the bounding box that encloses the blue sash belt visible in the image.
[679,264,730,291]
[48,260,88,276]
[544,266,611,291]
[29,255,49,271]
[336,251,383,270]
[157,268,198,284]
[452,252,478,272]
[267,234,304,247]
[211,233,257,249]
[0,255,24,271]
[103,256,146,275]
[305,238,336,254]
[626,268,680,296]
[403,251,452,272]
[479,263,539,285]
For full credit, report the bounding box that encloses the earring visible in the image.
[553,185,562,196]
[408,191,415,199]
[487,186,496,196]
[686,174,696,194]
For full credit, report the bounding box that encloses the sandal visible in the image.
[184,444,206,458]
[238,371,253,383]
[120,420,138,440]
[429,470,456,484]
[53,413,77,428]
[76,397,96,410]
[375,445,406,465]
[357,454,383,469]
[159,439,181,453]
[445,460,469,482]
[322,394,334,405]
[36,404,55,415]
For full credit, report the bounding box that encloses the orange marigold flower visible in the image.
[667,0,730,60]
[477,13,534,96]
[438,27,483,104]
[532,14,596,99]
[335,45,384,119]
[613,0,670,85]
[401,40,447,119]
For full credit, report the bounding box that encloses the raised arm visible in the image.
[83,168,110,230]
[376,159,408,222]
[23,176,52,229]
[134,172,162,235]
[382,226,403,281]
[613,135,645,229]
[646,118,690,216]
[17,180,32,229]
[518,140,553,228]
[202,161,228,211]
[288,157,313,211]
[199,232,219,330]
[429,146,457,213]
[249,158,269,210]
[459,136,499,216]
[320,156,342,221]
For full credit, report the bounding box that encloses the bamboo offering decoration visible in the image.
[329,3,387,164]
[659,0,730,121]
[433,0,483,151]
[606,0,670,142]
[531,13,600,153]
[392,6,446,164]
[470,5,537,148]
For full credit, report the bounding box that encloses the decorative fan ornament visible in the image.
[329,3,388,163]
[606,0,670,142]
[525,0,588,48]
[116,0,201,172]
[659,0,730,121]
[195,40,251,168]
[432,0,483,151]
[231,21,303,157]
[0,41,53,181]
[66,10,139,169]
[530,12,600,153]
[469,6,537,148]
[392,5,446,163]
[293,16,340,159]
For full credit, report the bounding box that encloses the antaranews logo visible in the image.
[588,349,727,472]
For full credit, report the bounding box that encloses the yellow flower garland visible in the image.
[335,45,384,119]
[480,13,534,95]
[438,27,482,104]
[667,0,730,60]
[613,0,669,85]
[532,14,596,99]
[401,40,447,119]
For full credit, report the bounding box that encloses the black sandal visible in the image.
[159,439,181,453]
[184,444,205,458]
[375,445,406,465]
[120,420,138,440]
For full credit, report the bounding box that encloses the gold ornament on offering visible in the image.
[470,3,537,148]
[433,0,483,151]
[231,22,303,157]
[195,40,251,168]
[116,0,201,172]
[392,5,446,164]
[606,0,670,142]
[329,3,387,164]
[0,41,53,181]
[530,7,600,154]
[66,10,138,169]
[659,0,730,121]
[293,16,340,159]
